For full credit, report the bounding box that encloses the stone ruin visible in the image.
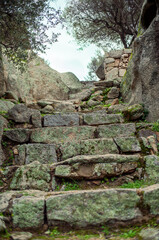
[96,49,132,82]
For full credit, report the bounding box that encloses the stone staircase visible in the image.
[1,106,159,233]
[1,80,159,237]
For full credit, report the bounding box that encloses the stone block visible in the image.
[105,58,115,64]
[114,137,141,153]
[0,100,14,112]
[46,189,141,227]
[145,155,159,182]
[98,123,136,138]
[43,113,79,127]
[55,162,138,179]
[4,129,31,143]
[94,80,114,88]
[30,126,96,144]
[10,161,51,191]
[119,69,126,77]
[12,196,44,229]
[60,138,119,160]
[83,111,124,125]
[109,50,123,58]
[123,104,144,121]
[17,144,57,165]
[138,228,159,240]
[58,154,140,166]
[107,87,119,99]
[106,68,118,81]
[95,62,105,80]
[143,184,159,215]
[124,49,132,54]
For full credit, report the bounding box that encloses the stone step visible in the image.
[60,138,119,160]
[43,111,124,127]
[94,80,114,87]
[4,123,136,144]
[82,111,124,125]
[1,185,159,229]
[54,154,140,179]
[7,135,141,166]
[30,126,96,144]
[60,137,141,160]
[43,112,80,127]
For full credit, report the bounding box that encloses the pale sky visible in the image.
[39,0,99,81]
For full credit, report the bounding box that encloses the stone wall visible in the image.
[96,49,132,82]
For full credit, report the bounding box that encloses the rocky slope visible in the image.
[0,54,82,103]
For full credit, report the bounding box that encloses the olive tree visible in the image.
[64,0,144,48]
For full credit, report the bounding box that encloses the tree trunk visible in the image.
[120,33,128,48]
[0,45,5,97]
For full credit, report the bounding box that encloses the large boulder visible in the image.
[2,55,81,103]
[60,72,82,94]
[121,0,159,121]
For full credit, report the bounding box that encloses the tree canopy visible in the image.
[64,0,144,48]
[0,0,61,65]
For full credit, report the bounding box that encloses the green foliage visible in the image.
[101,226,110,235]
[102,88,111,103]
[0,111,8,118]
[0,0,61,68]
[120,228,139,238]
[63,182,80,191]
[120,179,155,189]
[85,50,104,81]
[1,141,7,147]
[0,230,11,239]
[8,150,14,161]
[63,0,144,48]
[60,179,80,191]
[50,227,60,237]
[101,177,109,185]
[103,103,111,108]
[152,121,159,132]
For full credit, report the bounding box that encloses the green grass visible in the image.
[119,179,155,189]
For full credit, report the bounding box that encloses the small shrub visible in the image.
[61,179,80,191]
[120,229,138,238]
[152,121,159,132]
[50,227,60,237]
[101,226,110,236]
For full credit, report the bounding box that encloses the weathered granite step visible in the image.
[43,112,80,127]
[4,123,136,144]
[54,154,140,179]
[30,126,96,144]
[4,154,157,192]
[82,111,124,125]
[60,137,141,160]
[1,185,159,229]
[5,135,141,166]
[43,111,124,127]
